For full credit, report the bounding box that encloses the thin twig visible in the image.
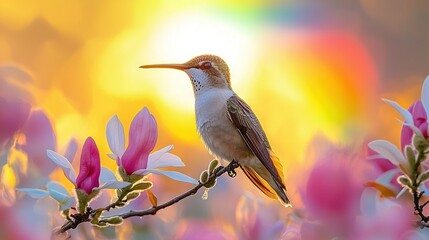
[120,160,239,219]
[411,149,429,227]
[53,160,240,235]
[421,199,429,209]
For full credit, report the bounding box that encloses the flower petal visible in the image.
[99,167,117,183]
[368,140,407,166]
[96,181,131,190]
[383,98,414,126]
[148,145,173,163]
[97,168,131,190]
[121,107,158,174]
[106,115,125,159]
[63,138,78,164]
[46,182,71,199]
[402,121,423,136]
[137,169,198,184]
[147,145,185,169]
[107,153,118,161]
[47,150,76,184]
[75,137,101,194]
[47,182,75,211]
[396,187,407,198]
[360,188,378,216]
[421,75,429,118]
[16,188,49,198]
[377,168,401,185]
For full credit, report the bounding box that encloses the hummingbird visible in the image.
[140,55,290,207]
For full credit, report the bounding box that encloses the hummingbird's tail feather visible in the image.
[241,165,277,199]
[268,150,291,207]
[241,161,291,207]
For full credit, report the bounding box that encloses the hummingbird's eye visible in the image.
[200,62,212,70]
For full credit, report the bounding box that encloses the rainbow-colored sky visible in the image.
[1,1,428,238]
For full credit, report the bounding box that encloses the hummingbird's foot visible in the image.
[226,160,239,178]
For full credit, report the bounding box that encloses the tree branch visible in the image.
[120,160,238,219]
[53,160,240,235]
[411,149,429,227]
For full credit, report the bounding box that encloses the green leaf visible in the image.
[413,134,429,152]
[130,182,152,192]
[125,192,140,201]
[397,175,413,190]
[205,178,217,189]
[75,189,89,213]
[91,208,104,224]
[116,188,122,198]
[100,216,123,226]
[118,167,128,181]
[95,221,108,227]
[61,209,70,220]
[75,189,100,213]
[208,159,219,174]
[118,167,145,183]
[405,146,416,170]
[418,170,429,184]
[200,170,209,183]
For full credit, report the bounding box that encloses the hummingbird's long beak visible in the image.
[139,63,188,70]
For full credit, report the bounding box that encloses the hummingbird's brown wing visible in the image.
[226,95,286,189]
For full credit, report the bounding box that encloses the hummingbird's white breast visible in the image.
[195,88,233,128]
[195,88,254,162]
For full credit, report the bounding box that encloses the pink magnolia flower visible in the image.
[299,137,368,239]
[303,159,364,239]
[235,193,285,240]
[75,137,100,194]
[19,137,130,211]
[368,148,396,175]
[46,137,129,193]
[355,188,414,240]
[107,107,197,184]
[366,148,401,197]
[381,76,429,151]
[44,137,100,194]
[401,100,428,150]
[121,107,157,174]
[370,76,429,192]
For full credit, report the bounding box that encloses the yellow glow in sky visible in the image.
[95,11,258,143]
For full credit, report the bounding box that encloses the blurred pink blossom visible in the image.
[75,137,100,194]
[173,220,237,240]
[19,110,57,175]
[0,203,50,240]
[366,148,401,194]
[0,97,30,150]
[299,137,369,239]
[305,161,361,221]
[300,221,333,240]
[368,149,396,176]
[235,193,285,240]
[401,100,428,150]
[355,188,414,240]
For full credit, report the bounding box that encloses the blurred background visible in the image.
[1,0,428,239]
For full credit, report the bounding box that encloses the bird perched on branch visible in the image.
[140,55,290,207]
